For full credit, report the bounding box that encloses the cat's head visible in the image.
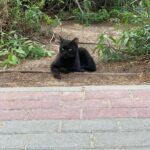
[59,36,79,59]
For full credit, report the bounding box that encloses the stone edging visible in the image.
[0,85,150,92]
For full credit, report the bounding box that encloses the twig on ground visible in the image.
[0,70,148,76]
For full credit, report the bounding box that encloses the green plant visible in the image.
[73,9,110,25]
[25,5,43,30]
[110,0,149,25]
[0,30,53,67]
[9,0,60,35]
[9,0,43,33]
[94,33,127,61]
[94,25,150,62]
[43,14,61,27]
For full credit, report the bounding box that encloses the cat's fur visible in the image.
[51,37,96,79]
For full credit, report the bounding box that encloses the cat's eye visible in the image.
[68,49,72,52]
[61,48,65,51]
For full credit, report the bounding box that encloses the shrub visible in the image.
[94,25,150,62]
[0,30,53,67]
[73,9,110,25]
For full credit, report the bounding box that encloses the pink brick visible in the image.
[61,100,83,108]
[0,92,62,101]
[28,108,80,120]
[0,101,11,110]
[40,99,61,109]
[0,90,150,120]
[131,90,150,99]
[136,108,150,118]
[61,92,84,100]
[133,100,150,108]
[62,99,110,108]
[85,90,131,100]
[82,99,110,108]
[111,99,133,108]
[0,110,28,120]
[0,99,60,110]
[83,108,137,119]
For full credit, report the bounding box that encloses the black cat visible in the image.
[51,37,96,79]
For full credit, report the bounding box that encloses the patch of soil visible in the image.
[0,22,150,87]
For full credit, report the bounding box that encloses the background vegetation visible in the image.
[0,0,150,67]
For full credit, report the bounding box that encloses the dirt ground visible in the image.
[0,22,150,87]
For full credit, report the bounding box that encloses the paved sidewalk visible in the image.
[0,85,150,149]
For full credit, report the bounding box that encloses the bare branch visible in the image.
[74,0,84,14]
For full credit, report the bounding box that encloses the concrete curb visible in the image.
[0,85,150,92]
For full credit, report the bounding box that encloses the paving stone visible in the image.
[0,99,61,110]
[122,146,149,150]
[0,86,150,149]
[85,91,131,100]
[83,108,137,119]
[84,85,150,91]
[94,131,150,148]
[0,110,28,120]
[61,92,84,100]
[131,90,150,98]
[0,92,62,101]
[0,120,59,134]
[0,86,150,120]
[0,134,28,149]
[62,99,110,109]
[32,149,150,150]
[0,86,83,92]
[0,133,90,149]
[110,98,133,108]
[119,119,150,131]
[27,108,80,120]
[27,133,91,149]
[62,120,118,132]
[133,100,150,108]
[82,149,150,150]
[136,108,150,117]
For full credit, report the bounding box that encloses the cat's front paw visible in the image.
[80,69,85,72]
[54,74,61,80]
[60,68,69,74]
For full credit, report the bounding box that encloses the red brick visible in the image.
[0,108,80,120]
[83,108,137,119]
[136,108,150,118]
[111,98,133,108]
[133,100,150,108]
[0,110,28,120]
[0,92,62,101]
[0,99,60,110]
[85,91,131,100]
[62,99,110,109]
[82,99,110,108]
[0,101,11,110]
[0,90,150,120]
[131,90,150,99]
[28,108,80,120]
[61,92,84,101]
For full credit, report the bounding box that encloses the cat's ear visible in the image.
[71,37,79,45]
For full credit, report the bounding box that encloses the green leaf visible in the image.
[12,55,19,64]
[14,47,27,55]
[0,50,8,56]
